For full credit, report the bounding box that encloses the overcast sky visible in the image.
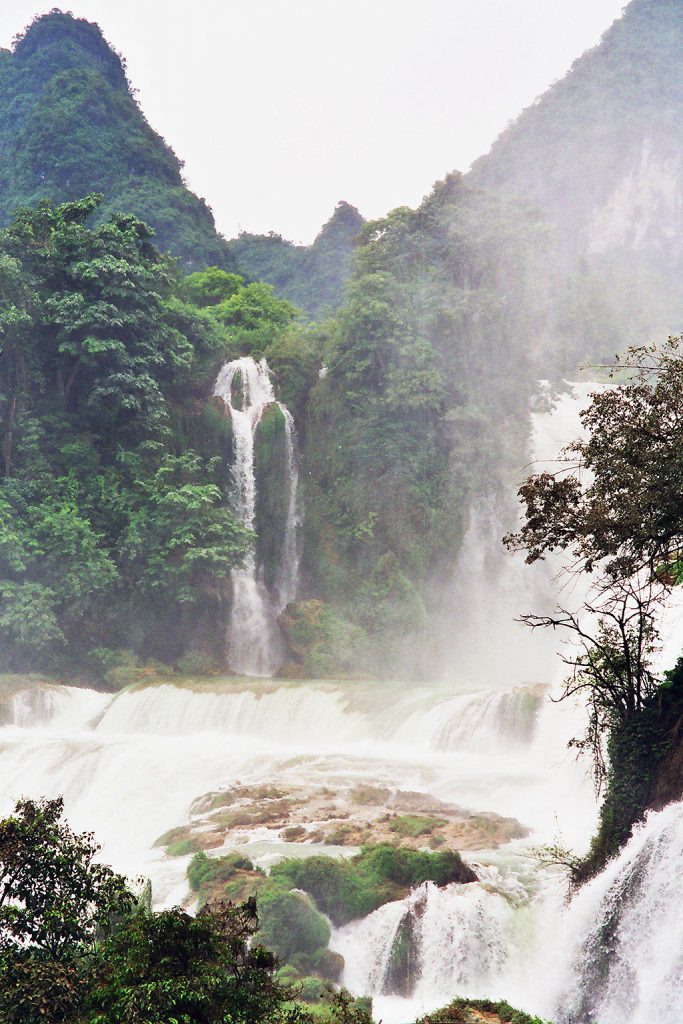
[0,0,627,243]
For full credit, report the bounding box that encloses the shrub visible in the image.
[187,851,256,894]
[387,814,446,838]
[175,650,220,676]
[258,890,331,961]
[270,844,476,925]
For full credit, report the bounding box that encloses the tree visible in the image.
[0,797,133,958]
[0,797,134,1024]
[0,196,256,671]
[117,450,251,604]
[521,576,661,787]
[88,901,291,1024]
[505,340,683,787]
[506,337,683,586]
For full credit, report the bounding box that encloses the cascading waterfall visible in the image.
[276,411,301,609]
[332,876,515,1009]
[437,381,596,688]
[213,356,299,675]
[5,380,682,1022]
[523,801,683,1024]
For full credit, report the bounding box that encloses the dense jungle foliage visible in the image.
[2,3,681,683]
[298,173,552,676]
[0,11,238,271]
[0,193,310,676]
[0,173,565,681]
[0,797,374,1024]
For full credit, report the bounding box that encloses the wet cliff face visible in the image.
[583,137,683,262]
[468,0,683,337]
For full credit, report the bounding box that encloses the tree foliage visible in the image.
[0,196,267,673]
[507,338,683,584]
[507,340,683,794]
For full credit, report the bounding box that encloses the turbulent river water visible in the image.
[1,382,682,1023]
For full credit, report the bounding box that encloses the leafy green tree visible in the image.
[0,797,134,1024]
[507,340,683,869]
[118,450,251,604]
[0,196,256,671]
[506,338,683,585]
[88,901,289,1024]
[2,193,192,440]
[0,797,133,957]
[182,266,244,308]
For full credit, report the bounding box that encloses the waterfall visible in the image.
[8,377,676,1022]
[276,409,301,609]
[213,356,299,676]
[529,801,683,1024]
[437,381,597,688]
[332,877,515,1014]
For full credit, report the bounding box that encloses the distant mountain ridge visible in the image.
[228,201,365,319]
[0,10,362,314]
[0,10,237,271]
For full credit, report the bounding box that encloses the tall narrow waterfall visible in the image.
[213,356,299,676]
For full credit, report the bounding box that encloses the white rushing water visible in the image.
[3,380,682,1022]
[213,356,299,676]
[532,800,683,1024]
[437,381,596,688]
[333,873,517,1011]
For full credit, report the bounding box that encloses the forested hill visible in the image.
[228,201,364,318]
[0,11,237,272]
[468,0,683,274]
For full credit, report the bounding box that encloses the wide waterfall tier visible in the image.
[213,356,300,676]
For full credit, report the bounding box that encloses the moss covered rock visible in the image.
[278,599,368,678]
[187,850,264,907]
[254,402,289,587]
[258,889,331,962]
[269,844,477,926]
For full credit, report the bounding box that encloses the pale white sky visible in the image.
[0,1,627,243]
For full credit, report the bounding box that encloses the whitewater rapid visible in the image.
[0,675,595,922]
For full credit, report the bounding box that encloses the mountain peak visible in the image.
[13,10,128,91]
[468,0,683,263]
[314,201,364,248]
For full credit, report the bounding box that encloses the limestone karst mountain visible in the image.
[228,200,365,318]
[0,10,237,271]
[0,10,362,309]
[469,0,683,335]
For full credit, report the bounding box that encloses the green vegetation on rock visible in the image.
[269,844,477,926]
[228,202,364,318]
[278,600,368,678]
[417,998,552,1024]
[299,173,548,676]
[0,195,303,676]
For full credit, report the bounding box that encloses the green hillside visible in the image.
[0,11,237,272]
[228,200,364,318]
